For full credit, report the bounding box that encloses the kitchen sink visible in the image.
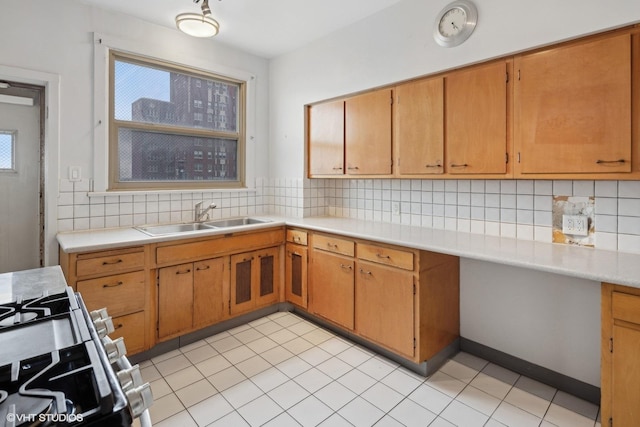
[135,217,272,236]
[135,222,215,236]
[204,217,272,228]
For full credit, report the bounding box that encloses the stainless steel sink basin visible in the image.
[204,217,272,228]
[135,222,215,236]
[135,217,272,236]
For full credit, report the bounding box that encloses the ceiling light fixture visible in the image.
[176,0,220,38]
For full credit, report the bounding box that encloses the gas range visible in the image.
[0,286,152,426]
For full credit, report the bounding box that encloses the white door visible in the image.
[0,87,41,273]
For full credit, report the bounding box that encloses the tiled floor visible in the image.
[138,312,601,427]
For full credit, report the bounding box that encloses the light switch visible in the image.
[69,166,81,182]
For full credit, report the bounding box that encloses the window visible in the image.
[109,51,245,190]
[0,131,16,171]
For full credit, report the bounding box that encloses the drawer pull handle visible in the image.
[596,159,625,164]
[332,166,343,170]
[426,164,442,168]
[102,259,123,266]
[450,163,468,168]
[327,243,339,249]
[176,269,191,275]
[347,166,359,170]
[103,281,124,288]
[294,236,301,243]
[339,264,352,271]
[196,265,211,271]
[376,253,391,259]
[359,269,372,275]
[114,323,124,330]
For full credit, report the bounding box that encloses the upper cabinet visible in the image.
[308,99,345,176]
[345,89,393,175]
[307,88,393,177]
[307,26,640,180]
[514,31,634,176]
[445,60,511,176]
[395,77,445,175]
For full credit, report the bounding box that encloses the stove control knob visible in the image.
[103,336,127,363]
[126,382,154,418]
[94,316,115,338]
[117,364,144,392]
[90,307,109,321]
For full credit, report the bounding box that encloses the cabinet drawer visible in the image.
[287,229,308,246]
[111,311,146,355]
[156,228,285,265]
[312,234,355,257]
[76,250,144,278]
[77,271,145,316]
[358,243,414,271]
[612,292,640,324]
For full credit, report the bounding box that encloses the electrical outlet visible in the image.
[392,202,400,215]
[69,166,81,182]
[562,215,589,236]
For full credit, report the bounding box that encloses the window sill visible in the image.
[88,187,256,198]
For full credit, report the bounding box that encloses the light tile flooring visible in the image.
[138,312,601,427]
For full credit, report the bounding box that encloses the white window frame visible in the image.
[92,32,257,194]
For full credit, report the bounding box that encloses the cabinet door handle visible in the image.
[426,164,442,168]
[114,323,124,330]
[376,253,390,259]
[450,163,468,168]
[596,159,625,164]
[347,166,359,170]
[359,268,372,275]
[176,269,191,275]
[332,166,343,170]
[103,281,124,288]
[339,264,352,271]
[196,265,210,271]
[102,259,123,265]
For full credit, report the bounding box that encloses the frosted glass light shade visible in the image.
[176,13,220,37]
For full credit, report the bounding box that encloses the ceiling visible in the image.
[77,0,404,58]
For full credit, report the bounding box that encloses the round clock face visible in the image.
[434,0,478,47]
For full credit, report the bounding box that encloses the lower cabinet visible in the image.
[230,247,279,315]
[285,242,308,308]
[307,231,459,364]
[601,283,640,426]
[355,261,415,358]
[309,249,355,330]
[158,257,229,340]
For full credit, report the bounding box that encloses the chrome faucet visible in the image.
[194,201,217,222]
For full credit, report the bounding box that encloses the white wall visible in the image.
[268,0,640,386]
[460,259,601,387]
[0,0,271,262]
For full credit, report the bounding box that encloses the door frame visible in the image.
[0,65,60,268]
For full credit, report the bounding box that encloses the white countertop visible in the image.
[57,216,640,289]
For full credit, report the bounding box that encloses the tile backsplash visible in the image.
[57,177,640,255]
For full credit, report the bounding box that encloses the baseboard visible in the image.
[460,337,600,405]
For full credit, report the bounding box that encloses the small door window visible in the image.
[0,130,16,171]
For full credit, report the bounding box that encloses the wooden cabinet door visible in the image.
[355,261,414,358]
[396,78,445,175]
[308,100,345,176]
[285,243,308,308]
[515,34,631,174]
[255,247,279,307]
[193,257,228,329]
[604,290,640,426]
[345,89,393,175]
[230,252,255,315]
[309,250,354,330]
[158,263,193,339]
[445,61,509,175]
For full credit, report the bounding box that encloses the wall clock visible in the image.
[433,0,478,48]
